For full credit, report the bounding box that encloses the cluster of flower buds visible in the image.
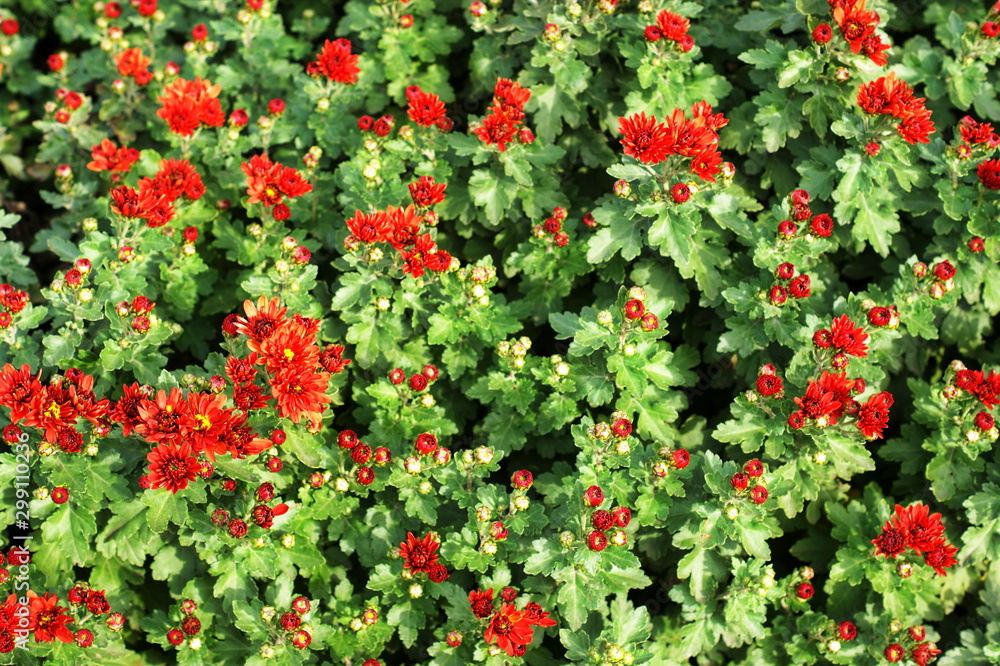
[617,286,659,335]
[581,485,631,551]
[256,597,313,654]
[51,258,94,305]
[509,469,533,512]
[0,283,29,330]
[941,361,1000,441]
[357,113,396,139]
[388,363,439,407]
[455,263,497,307]
[748,364,784,402]
[587,411,634,455]
[250,482,290,530]
[166,598,204,650]
[183,22,216,54]
[776,189,834,240]
[768,262,812,305]
[729,458,769,506]
[335,428,391,486]
[531,206,570,247]
[883,622,941,665]
[859,299,901,329]
[49,88,87,124]
[912,259,957,300]
[652,446,691,478]
[53,581,124,646]
[821,618,859,654]
[542,22,567,51]
[789,566,815,601]
[115,294,156,334]
[277,235,312,269]
[548,354,570,379]
[497,336,532,371]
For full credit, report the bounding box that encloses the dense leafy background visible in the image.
[1,0,999,664]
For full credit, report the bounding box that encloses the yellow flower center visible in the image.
[195,414,211,430]
[43,401,61,419]
[283,348,295,361]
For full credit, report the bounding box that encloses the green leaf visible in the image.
[677,546,728,603]
[141,489,189,533]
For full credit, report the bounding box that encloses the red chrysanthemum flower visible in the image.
[115,47,151,78]
[911,642,943,665]
[0,363,43,423]
[134,388,194,444]
[830,314,869,357]
[345,210,389,245]
[185,392,231,458]
[618,112,672,164]
[407,89,447,128]
[484,603,535,657]
[156,77,225,137]
[269,365,331,424]
[255,319,320,374]
[87,138,140,172]
[233,295,288,343]
[857,391,892,439]
[859,33,891,66]
[398,532,441,574]
[219,412,272,459]
[522,601,557,628]
[978,159,1000,189]
[888,503,945,553]
[311,38,360,84]
[23,384,79,443]
[138,158,205,202]
[923,539,959,576]
[655,10,690,41]
[469,589,494,619]
[408,176,447,208]
[318,344,351,373]
[146,441,201,493]
[872,527,908,558]
[473,113,519,153]
[27,592,74,644]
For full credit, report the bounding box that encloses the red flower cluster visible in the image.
[829,0,891,65]
[114,47,152,85]
[813,314,870,358]
[109,185,175,227]
[398,532,449,582]
[0,366,110,445]
[643,11,694,52]
[138,158,206,203]
[405,86,448,129]
[345,204,452,279]
[408,175,447,208]
[532,206,570,247]
[0,283,29,330]
[730,459,769,504]
[87,138,140,173]
[871,503,958,576]
[473,77,532,153]
[768,262,811,305]
[156,77,225,137]
[787,371,887,435]
[241,154,313,219]
[231,296,332,425]
[953,367,1000,410]
[468,589,556,657]
[856,72,935,144]
[308,38,360,84]
[585,490,632,551]
[618,101,727,181]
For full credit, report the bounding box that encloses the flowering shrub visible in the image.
[0,0,999,664]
